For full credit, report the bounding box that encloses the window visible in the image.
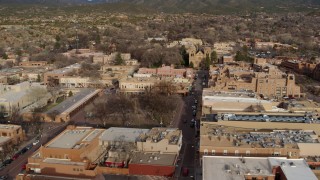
[223,150,228,155]
[246,150,250,156]
[204,149,208,155]
[235,150,239,156]
[211,150,215,155]
[272,152,280,156]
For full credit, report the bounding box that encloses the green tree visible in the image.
[204,54,211,69]
[2,53,8,60]
[210,50,218,63]
[36,74,41,82]
[68,91,73,97]
[189,61,194,68]
[114,53,124,65]
[235,51,243,61]
[179,45,189,66]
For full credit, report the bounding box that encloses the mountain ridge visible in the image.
[0,0,319,14]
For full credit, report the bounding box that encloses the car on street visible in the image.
[22,164,27,170]
[26,144,33,150]
[12,153,19,160]
[182,167,189,177]
[190,122,195,128]
[3,159,13,166]
[33,140,40,146]
[194,99,198,104]
[0,163,4,170]
[0,175,8,180]
[192,110,196,116]
[192,105,196,110]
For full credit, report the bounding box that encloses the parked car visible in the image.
[26,144,33,150]
[190,122,195,128]
[20,147,28,154]
[12,154,19,160]
[22,164,26,170]
[0,163,4,170]
[3,159,12,166]
[194,99,198,104]
[33,140,40,146]
[0,175,8,180]
[182,167,189,177]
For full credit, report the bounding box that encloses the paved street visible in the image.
[174,70,208,180]
[0,123,67,179]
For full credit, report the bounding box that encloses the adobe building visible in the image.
[26,126,105,178]
[281,60,317,75]
[138,64,194,79]
[222,55,234,64]
[19,61,47,68]
[313,63,320,81]
[187,46,212,68]
[210,64,304,99]
[44,88,101,122]
[203,156,317,180]
[128,152,177,177]
[0,82,50,117]
[199,123,318,159]
[0,124,25,151]
[213,42,236,56]
[119,76,192,95]
[201,90,277,115]
[93,52,138,66]
[19,126,182,180]
[44,63,81,85]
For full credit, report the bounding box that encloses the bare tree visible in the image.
[151,80,177,96]
[47,77,61,104]
[93,95,134,127]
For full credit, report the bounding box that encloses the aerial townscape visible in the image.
[0,0,320,180]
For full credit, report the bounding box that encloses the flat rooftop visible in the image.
[203,156,317,180]
[269,158,318,180]
[203,156,274,180]
[46,88,100,114]
[201,120,320,136]
[137,128,181,145]
[43,158,86,166]
[49,63,81,74]
[297,143,320,157]
[202,90,256,98]
[130,152,176,166]
[100,127,150,143]
[201,124,319,148]
[46,127,99,149]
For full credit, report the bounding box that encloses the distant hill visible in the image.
[0,0,319,14]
